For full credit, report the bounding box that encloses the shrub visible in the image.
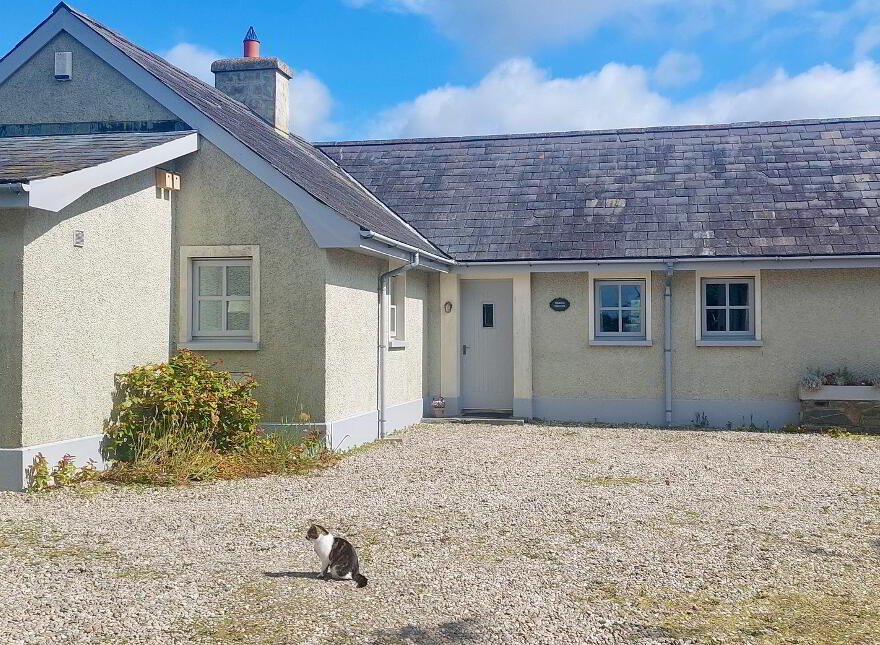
[105,350,260,461]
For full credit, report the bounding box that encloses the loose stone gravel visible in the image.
[2,423,879,645]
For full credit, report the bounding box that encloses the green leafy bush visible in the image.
[105,350,260,461]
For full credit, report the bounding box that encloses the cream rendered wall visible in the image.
[19,170,172,446]
[423,272,442,406]
[172,141,328,422]
[531,268,880,412]
[385,268,427,407]
[0,210,25,448]
[0,32,176,124]
[531,271,664,400]
[324,249,382,422]
[673,268,880,401]
[324,251,429,423]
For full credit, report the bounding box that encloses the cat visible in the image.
[306,524,368,588]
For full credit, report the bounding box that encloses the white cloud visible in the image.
[163,42,224,83]
[290,70,341,141]
[855,22,880,60]
[368,56,880,139]
[653,51,702,87]
[346,0,807,52]
[162,42,339,141]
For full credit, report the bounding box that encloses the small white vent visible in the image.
[54,51,72,81]
[73,230,84,247]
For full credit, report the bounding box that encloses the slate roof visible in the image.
[51,4,442,256]
[0,131,194,183]
[318,118,880,262]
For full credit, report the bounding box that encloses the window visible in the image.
[178,245,260,350]
[594,279,646,339]
[701,277,755,338]
[482,303,495,328]
[387,269,406,346]
[192,260,253,337]
[388,275,399,338]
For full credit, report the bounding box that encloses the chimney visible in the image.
[211,27,292,135]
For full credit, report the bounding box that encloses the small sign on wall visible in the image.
[549,297,570,312]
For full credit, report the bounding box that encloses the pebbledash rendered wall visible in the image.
[0,170,173,491]
[324,250,432,450]
[530,267,880,427]
[172,142,431,450]
[0,31,176,125]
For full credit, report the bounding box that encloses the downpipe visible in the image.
[664,262,675,426]
[377,252,420,439]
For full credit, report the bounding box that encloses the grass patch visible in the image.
[636,588,880,644]
[0,520,116,561]
[116,566,165,580]
[576,475,644,486]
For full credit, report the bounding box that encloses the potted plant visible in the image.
[431,396,446,418]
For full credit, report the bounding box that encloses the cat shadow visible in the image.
[262,571,320,580]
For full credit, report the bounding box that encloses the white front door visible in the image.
[460,279,514,412]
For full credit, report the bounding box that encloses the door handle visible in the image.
[462,344,469,355]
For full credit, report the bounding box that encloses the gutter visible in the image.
[664,262,674,426]
[457,254,880,267]
[377,252,421,439]
[361,230,454,266]
[0,182,30,207]
[0,182,29,192]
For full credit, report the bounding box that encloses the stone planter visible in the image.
[798,385,880,430]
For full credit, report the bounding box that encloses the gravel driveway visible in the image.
[1,423,879,645]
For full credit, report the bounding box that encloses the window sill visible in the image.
[589,339,652,347]
[388,339,408,350]
[696,339,763,347]
[179,340,260,351]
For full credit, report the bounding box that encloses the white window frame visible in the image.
[387,267,407,349]
[695,269,762,347]
[179,245,260,351]
[588,271,652,346]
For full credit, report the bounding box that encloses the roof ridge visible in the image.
[316,114,880,148]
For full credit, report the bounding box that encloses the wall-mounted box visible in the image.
[172,173,181,191]
[54,51,72,80]
[156,169,174,190]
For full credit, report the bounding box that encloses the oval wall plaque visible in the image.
[549,297,570,312]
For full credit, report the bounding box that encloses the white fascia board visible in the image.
[12,9,423,255]
[26,132,198,212]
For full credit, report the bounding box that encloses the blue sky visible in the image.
[4,1,880,140]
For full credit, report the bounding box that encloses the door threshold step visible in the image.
[421,417,526,426]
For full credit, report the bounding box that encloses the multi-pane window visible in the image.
[192,259,253,338]
[701,278,754,337]
[595,280,646,338]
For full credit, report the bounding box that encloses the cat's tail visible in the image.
[353,573,368,588]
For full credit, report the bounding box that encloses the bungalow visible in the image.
[1,3,879,490]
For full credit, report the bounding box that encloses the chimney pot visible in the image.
[243,26,260,58]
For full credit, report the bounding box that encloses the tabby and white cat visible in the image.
[306,524,368,588]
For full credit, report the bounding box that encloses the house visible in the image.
[1,3,879,490]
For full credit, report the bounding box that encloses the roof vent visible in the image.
[54,51,72,81]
